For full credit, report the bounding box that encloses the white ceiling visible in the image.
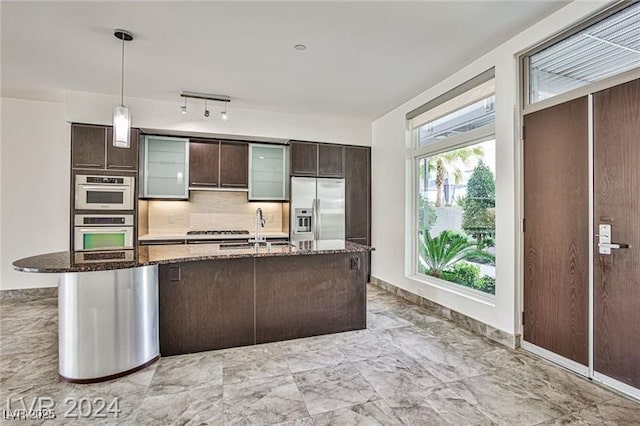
[1,1,568,120]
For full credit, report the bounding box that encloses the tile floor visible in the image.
[1,285,639,425]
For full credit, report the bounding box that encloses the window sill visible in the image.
[406,273,496,307]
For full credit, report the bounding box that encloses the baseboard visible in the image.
[370,276,520,349]
[0,287,58,301]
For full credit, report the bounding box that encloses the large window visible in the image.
[528,2,640,105]
[412,92,496,296]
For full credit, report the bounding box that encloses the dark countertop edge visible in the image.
[12,244,375,274]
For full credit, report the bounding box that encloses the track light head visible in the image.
[220,110,228,120]
[204,109,210,118]
[181,105,187,114]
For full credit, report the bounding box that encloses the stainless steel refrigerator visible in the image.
[290,177,345,242]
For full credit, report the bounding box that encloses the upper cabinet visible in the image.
[72,125,106,169]
[141,136,189,199]
[289,141,344,178]
[220,141,248,189]
[188,140,248,190]
[72,124,138,171]
[318,144,344,177]
[189,141,219,188]
[107,128,139,171]
[249,144,288,201]
[290,141,317,176]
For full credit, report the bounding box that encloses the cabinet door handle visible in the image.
[191,182,218,186]
[221,183,246,187]
[108,165,134,168]
[75,163,101,167]
[169,267,181,282]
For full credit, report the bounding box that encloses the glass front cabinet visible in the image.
[140,136,189,199]
[249,144,288,201]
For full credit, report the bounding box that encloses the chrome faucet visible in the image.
[250,208,267,247]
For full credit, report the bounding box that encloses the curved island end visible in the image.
[13,240,373,383]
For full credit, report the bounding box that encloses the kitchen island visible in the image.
[13,240,372,382]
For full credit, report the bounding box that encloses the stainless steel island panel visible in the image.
[58,265,159,382]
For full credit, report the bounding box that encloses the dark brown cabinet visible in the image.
[290,141,318,176]
[345,146,370,242]
[255,253,366,344]
[220,141,248,188]
[158,259,255,356]
[71,125,107,169]
[290,141,344,177]
[189,140,248,189]
[318,144,344,177]
[345,146,371,280]
[106,128,139,170]
[158,252,367,356]
[71,124,138,171]
[189,141,219,187]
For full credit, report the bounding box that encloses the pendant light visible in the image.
[113,29,133,148]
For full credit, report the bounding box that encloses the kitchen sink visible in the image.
[218,243,253,250]
[219,241,294,250]
[269,241,295,247]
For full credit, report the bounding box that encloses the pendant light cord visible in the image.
[120,36,125,105]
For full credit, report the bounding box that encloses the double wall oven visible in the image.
[73,175,135,251]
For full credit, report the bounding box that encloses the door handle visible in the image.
[597,224,630,255]
[597,242,629,250]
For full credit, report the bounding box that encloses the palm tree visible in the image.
[429,146,483,207]
[418,229,493,278]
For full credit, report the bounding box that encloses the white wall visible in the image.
[1,98,69,290]
[370,1,607,336]
[0,92,370,290]
[65,91,371,146]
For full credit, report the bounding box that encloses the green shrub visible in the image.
[418,230,493,277]
[439,263,495,295]
[441,262,480,287]
[476,276,495,294]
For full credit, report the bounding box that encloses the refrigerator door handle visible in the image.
[312,198,317,240]
[316,198,321,240]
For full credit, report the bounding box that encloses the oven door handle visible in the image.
[78,185,131,191]
[76,227,132,233]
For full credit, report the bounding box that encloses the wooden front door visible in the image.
[523,96,589,366]
[594,78,640,388]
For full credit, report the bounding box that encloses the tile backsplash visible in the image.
[147,191,284,234]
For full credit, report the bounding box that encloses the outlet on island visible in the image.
[350,257,361,270]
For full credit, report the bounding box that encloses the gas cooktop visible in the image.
[186,230,250,236]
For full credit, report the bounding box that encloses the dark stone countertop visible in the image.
[13,240,374,273]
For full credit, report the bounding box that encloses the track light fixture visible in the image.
[180,91,231,120]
